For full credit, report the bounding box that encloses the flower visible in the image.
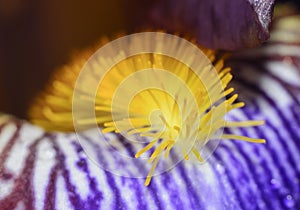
[1,1,300,210]
[27,32,265,186]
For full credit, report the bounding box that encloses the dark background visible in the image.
[0,0,153,118]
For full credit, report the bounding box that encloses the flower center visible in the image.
[28,33,266,186]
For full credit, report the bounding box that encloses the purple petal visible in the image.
[1,12,300,210]
[139,0,275,50]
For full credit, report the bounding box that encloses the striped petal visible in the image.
[1,13,300,210]
[1,48,300,210]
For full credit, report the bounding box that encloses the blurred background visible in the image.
[0,0,299,118]
[0,0,153,118]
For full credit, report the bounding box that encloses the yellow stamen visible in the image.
[28,34,266,186]
[221,134,266,143]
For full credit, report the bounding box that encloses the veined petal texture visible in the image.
[0,41,300,209]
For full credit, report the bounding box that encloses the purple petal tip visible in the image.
[140,0,276,50]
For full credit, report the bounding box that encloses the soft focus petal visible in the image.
[1,8,300,210]
[138,0,275,50]
[1,21,300,209]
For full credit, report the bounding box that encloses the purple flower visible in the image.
[1,1,300,210]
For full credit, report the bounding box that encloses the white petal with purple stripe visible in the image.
[1,15,300,210]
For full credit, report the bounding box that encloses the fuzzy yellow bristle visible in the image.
[28,32,265,186]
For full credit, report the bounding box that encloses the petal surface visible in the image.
[1,41,300,210]
[1,12,300,210]
[138,0,275,50]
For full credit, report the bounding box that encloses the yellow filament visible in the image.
[193,147,204,162]
[226,120,265,127]
[145,157,160,186]
[221,134,266,143]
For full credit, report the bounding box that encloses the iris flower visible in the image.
[0,1,300,210]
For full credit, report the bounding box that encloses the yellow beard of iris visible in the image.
[90,53,265,185]
[28,35,265,186]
